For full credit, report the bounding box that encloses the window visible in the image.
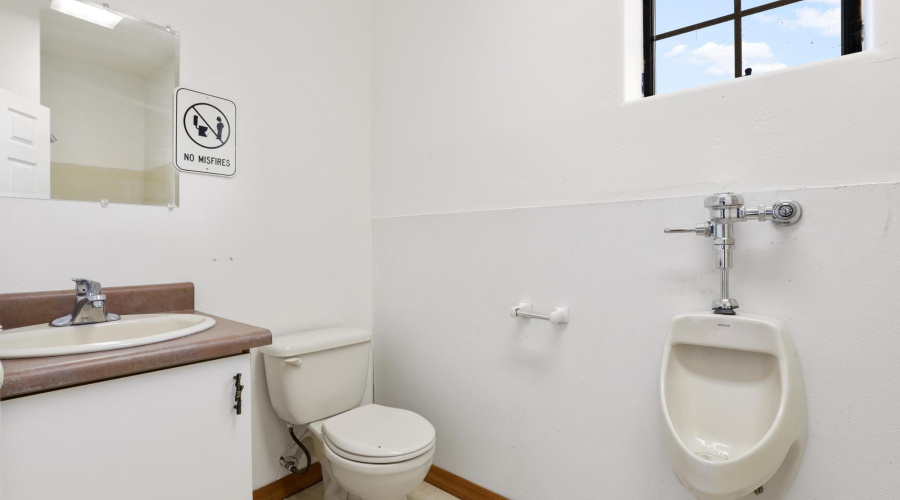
[643,0,864,96]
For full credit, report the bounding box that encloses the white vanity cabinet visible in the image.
[0,354,251,500]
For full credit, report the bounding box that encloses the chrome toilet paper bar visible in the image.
[510,303,569,325]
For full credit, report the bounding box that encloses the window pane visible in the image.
[656,21,735,95]
[740,0,794,9]
[741,1,842,76]
[656,0,734,35]
[741,0,777,8]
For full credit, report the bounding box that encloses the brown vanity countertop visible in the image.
[0,283,272,400]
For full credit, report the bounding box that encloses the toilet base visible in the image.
[312,433,364,500]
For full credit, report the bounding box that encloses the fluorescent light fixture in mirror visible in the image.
[50,0,122,29]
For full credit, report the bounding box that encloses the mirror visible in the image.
[0,0,179,206]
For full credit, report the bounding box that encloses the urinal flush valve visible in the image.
[665,193,802,315]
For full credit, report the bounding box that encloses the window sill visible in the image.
[621,48,882,107]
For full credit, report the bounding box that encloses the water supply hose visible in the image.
[280,426,311,475]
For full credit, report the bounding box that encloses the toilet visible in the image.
[260,328,435,500]
[659,312,807,500]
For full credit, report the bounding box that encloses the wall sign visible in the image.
[174,88,236,176]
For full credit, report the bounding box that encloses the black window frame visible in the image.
[642,0,864,97]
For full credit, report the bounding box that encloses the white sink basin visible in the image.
[0,313,216,359]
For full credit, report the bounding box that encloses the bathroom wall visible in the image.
[373,0,900,217]
[374,184,900,499]
[50,162,149,204]
[372,0,900,498]
[41,53,177,205]
[0,0,373,490]
[0,1,39,102]
[139,59,179,206]
[144,58,178,173]
[43,54,147,171]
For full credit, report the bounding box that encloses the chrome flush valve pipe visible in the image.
[665,193,803,315]
[705,193,742,314]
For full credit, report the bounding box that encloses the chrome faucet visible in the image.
[50,278,120,327]
[665,193,802,315]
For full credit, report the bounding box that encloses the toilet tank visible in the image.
[259,328,372,425]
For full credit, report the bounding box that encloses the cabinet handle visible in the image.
[233,373,244,415]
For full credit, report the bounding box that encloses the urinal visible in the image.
[659,312,807,500]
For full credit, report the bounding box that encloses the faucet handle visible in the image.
[664,223,712,237]
[72,278,102,296]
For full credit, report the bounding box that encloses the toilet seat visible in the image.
[322,404,436,465]
[325,435,435,464]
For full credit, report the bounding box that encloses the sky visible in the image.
[655,0,843,94]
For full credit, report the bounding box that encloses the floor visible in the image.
[287,481,459,500]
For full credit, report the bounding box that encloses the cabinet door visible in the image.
[1,354,251,500]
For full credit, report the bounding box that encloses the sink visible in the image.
[0,313,216,359]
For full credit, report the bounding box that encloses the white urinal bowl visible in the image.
[659,312,807,500]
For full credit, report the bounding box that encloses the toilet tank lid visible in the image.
[258,327,372,357]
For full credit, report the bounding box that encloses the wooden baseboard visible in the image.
[425,465,508,500]
[252,463,323,500]
[251,462,505,500]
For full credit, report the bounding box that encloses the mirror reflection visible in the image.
[0,0,179,206]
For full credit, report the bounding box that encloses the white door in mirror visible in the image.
[0,313,216,358]
[0,89,50,199]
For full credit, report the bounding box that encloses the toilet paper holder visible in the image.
[510,303,569,324]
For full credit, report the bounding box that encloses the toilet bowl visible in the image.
[309,404,435,500]
[659,312,807,500]
[260,328,436,500]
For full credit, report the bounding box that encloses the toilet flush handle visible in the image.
[284,357,303,367]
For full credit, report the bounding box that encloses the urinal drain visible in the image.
[694,452,728,462]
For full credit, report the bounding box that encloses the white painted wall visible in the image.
[0,0,373,490]
[372,0,900,498]
[374,184,900,499]
[373,0,900,217]
[42,55,147,171]
[144,58,177,170]
[0,1,39,102]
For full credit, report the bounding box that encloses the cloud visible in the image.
[755,4,841,37]
[689,42,735,75]
[743,41,777,60]
[685,41,786,76]
[793,6,841,37]
[664,44,688,58]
